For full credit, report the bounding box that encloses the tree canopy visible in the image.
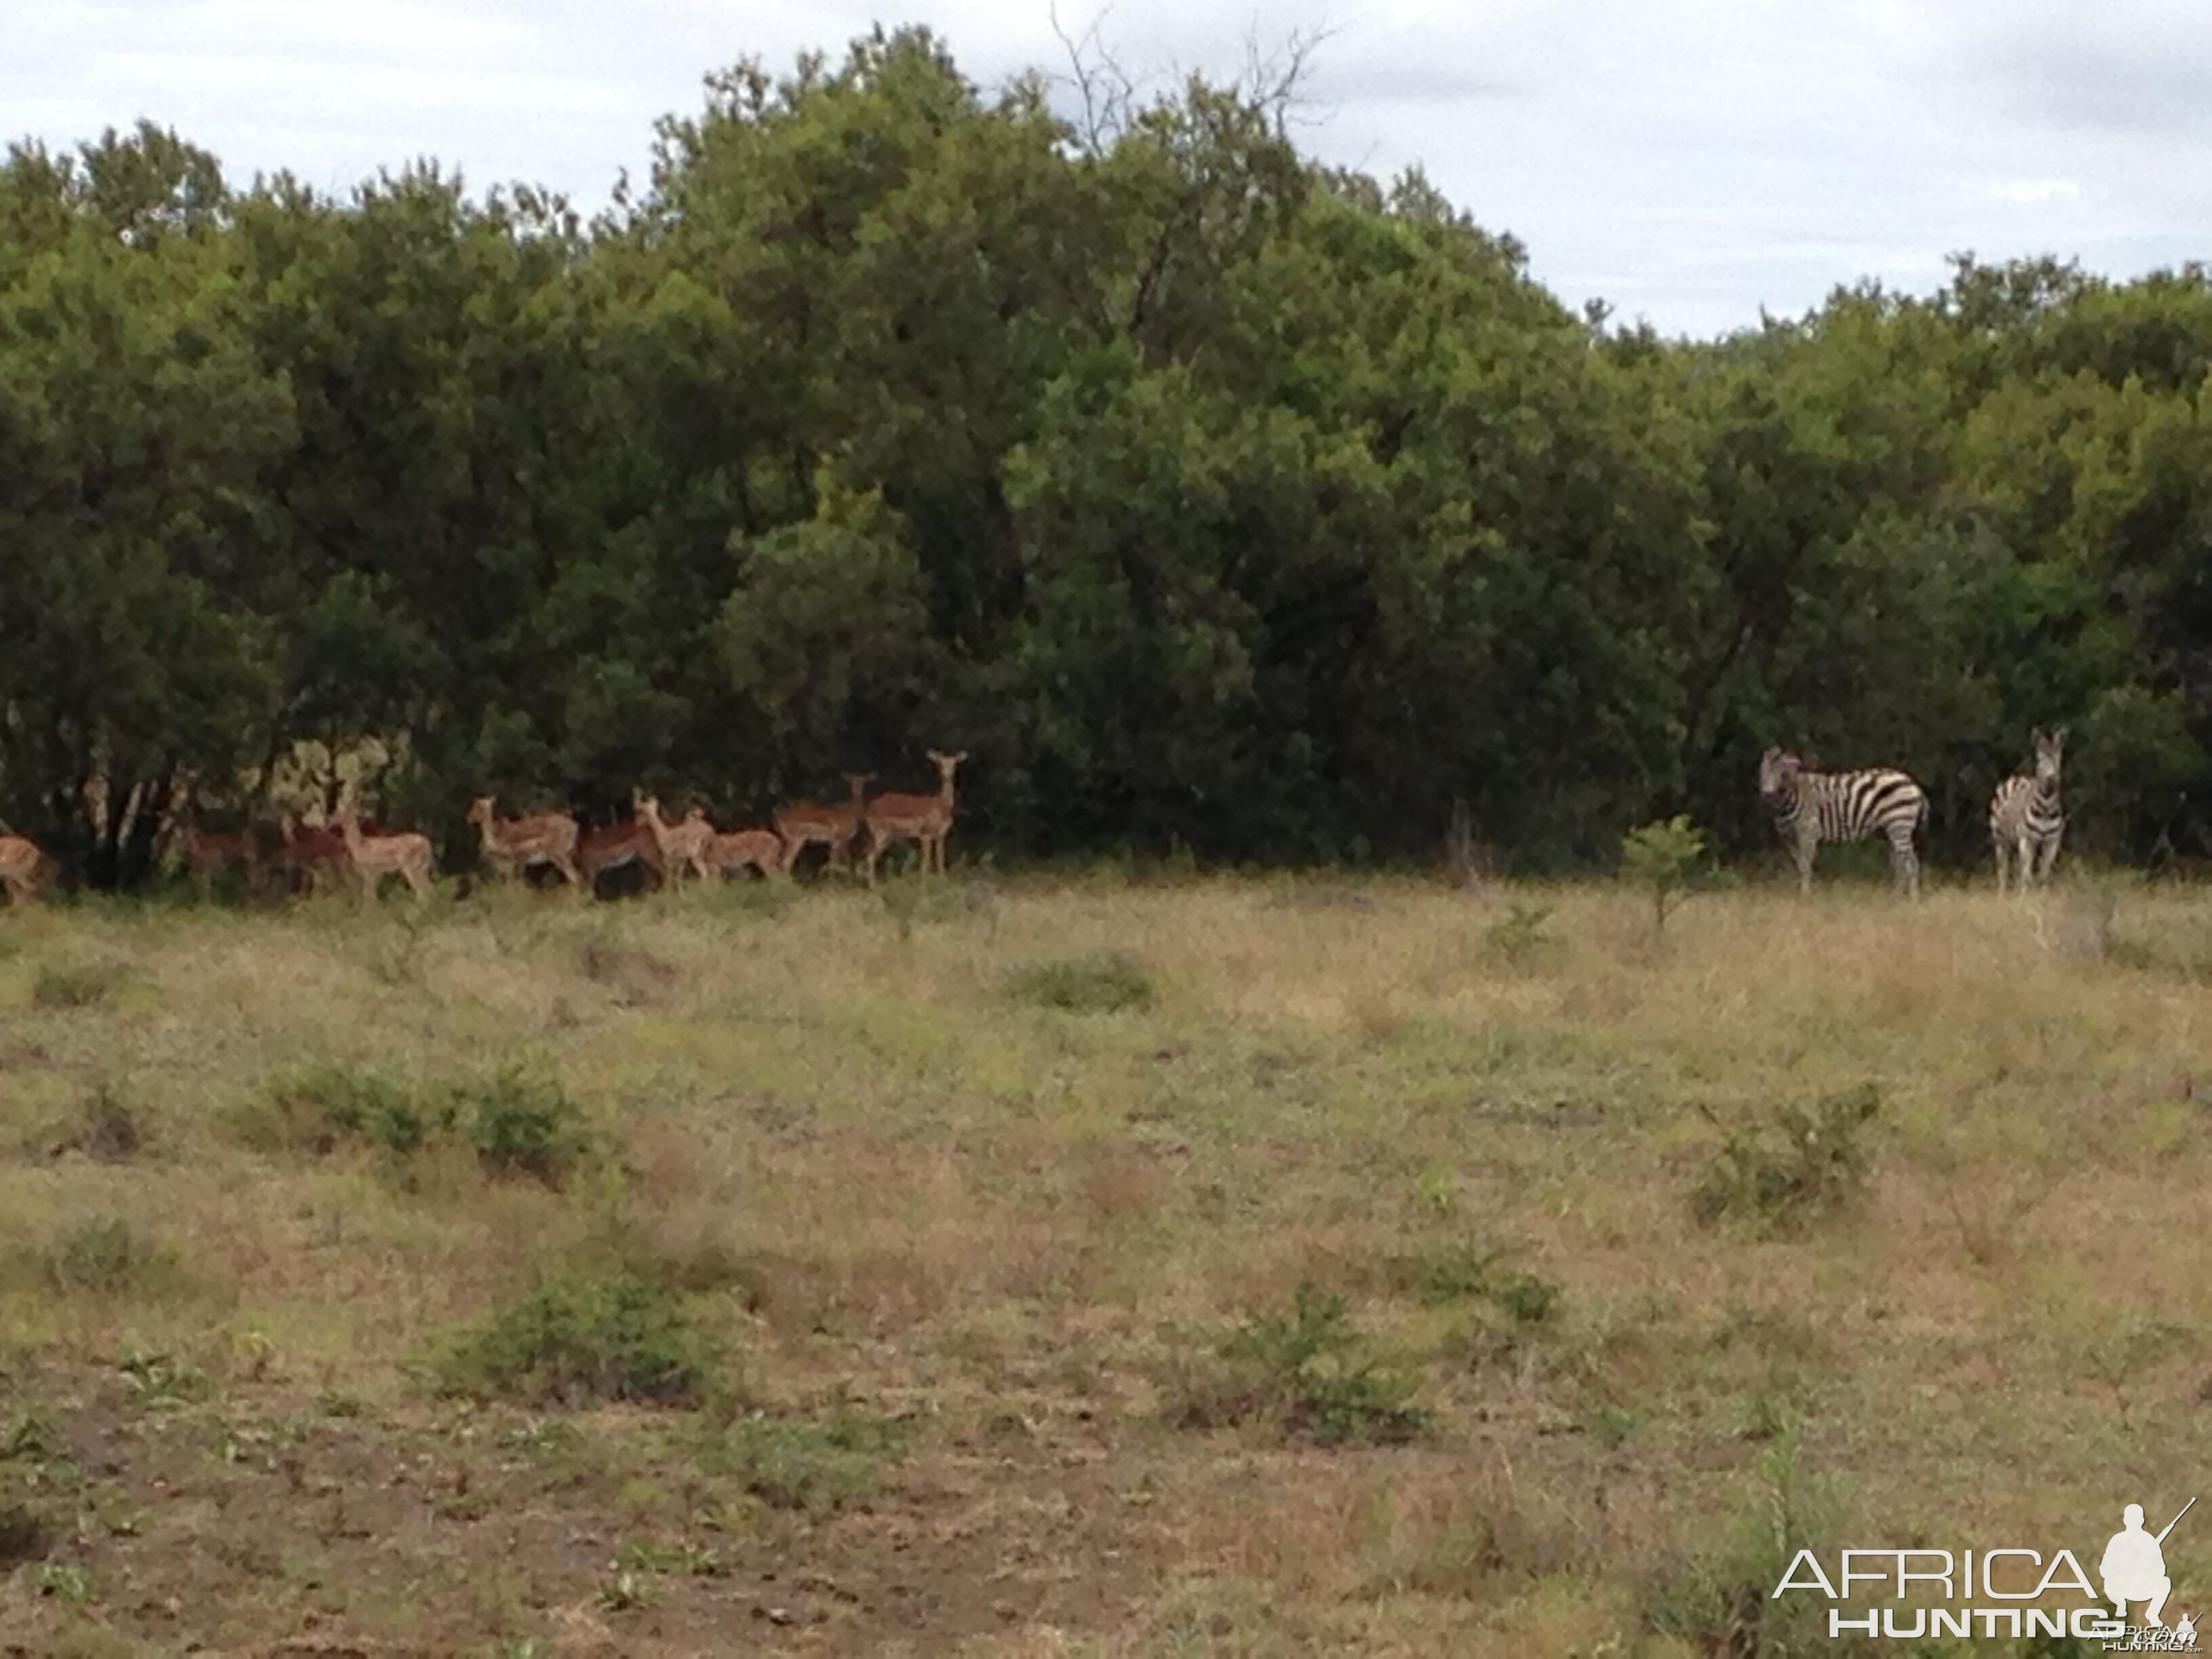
[5,30,2211,883]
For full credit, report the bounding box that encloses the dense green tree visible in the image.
[11,37,2212,885]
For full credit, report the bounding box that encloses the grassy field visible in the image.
[0,868,2208,1655]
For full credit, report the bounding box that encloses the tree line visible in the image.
[3,25,2209,887]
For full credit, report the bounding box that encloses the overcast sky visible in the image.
[8,0,2210,337]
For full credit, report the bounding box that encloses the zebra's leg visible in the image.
[1796,836,1816,895]
[1994,836,2009,897]
[1889,827,1921,899]
[2039,827,2064,883]
[2015,831,2036,895]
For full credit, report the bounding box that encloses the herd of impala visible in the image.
[0,750,968,905]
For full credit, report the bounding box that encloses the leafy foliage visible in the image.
[1006,950,1155,1012]
[1690,1084,1882,1233]
[1164,1283,1430,1446]
[434,1272,721,1407]
[9,42,2212,878]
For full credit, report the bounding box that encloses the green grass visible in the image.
[0,876,2206,1650]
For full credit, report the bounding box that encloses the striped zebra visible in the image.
[1758,747,1928,899]
[1990,727,2065,895]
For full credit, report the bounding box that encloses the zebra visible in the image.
[1758,747,1928,899]
[1990,727,2065,895]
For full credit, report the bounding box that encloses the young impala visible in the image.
[701,826,790,880]
[636,796,716,888]
[774,773,873,878]
[335,804,435,903]
[468,796,583,889]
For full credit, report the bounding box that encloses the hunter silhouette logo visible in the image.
[1766,1492,2201,1644]
[2104,1498,2190,1627]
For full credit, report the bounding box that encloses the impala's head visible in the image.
[843,772,876,798]
[1758,746,1802,802]
[928,750,968,781]
[466,796,495,827]
[2034,726,2066,782]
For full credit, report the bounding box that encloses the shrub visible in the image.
[1690,1084,1881,1233]
[1007,951,1155,1013]
[1620,815,1719,939]
[450,1068,589,1186]
[1645,1424,1845,1654]
[1164,1284,1429,1446]
[35,1214,180,1296]
[31,961,123,1009]
[701,1412,908,1512]
[73,1088,142,1163]
[1393,1243,1562,1326]
[262,1063,431,1157]
[1481,901,1558,970]
[434,1273,721,1408]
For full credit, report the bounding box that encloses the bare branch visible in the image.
[1048,3,1140,155]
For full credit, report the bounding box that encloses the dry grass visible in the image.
[0,872,2209,1650]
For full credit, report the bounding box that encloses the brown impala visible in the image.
[701,826,790,880]
[862,750,967,886]
[635,796,716,887]
[774,773,873,877]
[0,834,54,905]
[468,796,583,889]
[335,804,434,903]
[576,816,667,896]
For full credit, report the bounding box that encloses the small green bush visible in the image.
[1393,1243,1561,1326]
[73,1088,142,1163]
[1165,1284,1429,1446]
[1481,901,1558,970]
[1621,815,1720,939]
[35,1214,180,1296]
[701,1412,908,1512]
[31,961,123,1010]
[450,1068,589,1186]
[434,1273,720,1408]
[263,1063,430,1156]
[1690,1084,1881,1234]
[1006,951,1155,1013]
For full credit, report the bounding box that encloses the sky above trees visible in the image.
[9,0,2212,337]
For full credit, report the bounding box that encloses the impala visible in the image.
[0,835,52,905]
[176,821,262,889]
[335,804,435,903]
[862,750,968,886]
[468,796,583,888]
[774,773,873,877]
[576,817,667,896]
[636,796,716,887]
[279,816,352,897]
[701,826,790,880]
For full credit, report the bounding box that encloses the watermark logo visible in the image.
[2104,1498,2191,1639]
[1769,1494,2198,1648]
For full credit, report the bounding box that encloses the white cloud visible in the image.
[6,0,2212,335]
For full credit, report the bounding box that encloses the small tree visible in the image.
[1621,815,1711,940]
